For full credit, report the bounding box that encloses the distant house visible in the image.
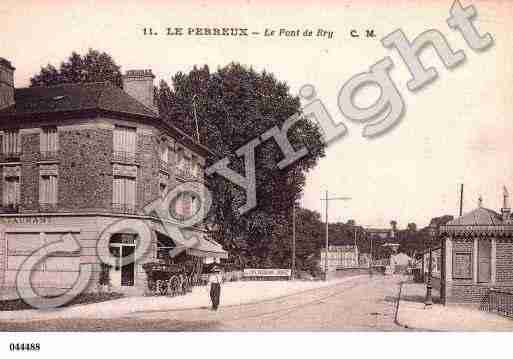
[392,252,411,265]
[320,245,359,271]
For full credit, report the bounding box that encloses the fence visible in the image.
[480,288,513,318]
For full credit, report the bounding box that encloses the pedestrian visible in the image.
[207,265,223,310]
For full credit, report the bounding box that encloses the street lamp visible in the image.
[425,224,439,307]
[321,190,351,281]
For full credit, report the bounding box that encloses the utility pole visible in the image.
[459,183,464,217]
[321,190,351,281]
[369,232,373,276]
[292,202,296,280]
[353,227,358,266]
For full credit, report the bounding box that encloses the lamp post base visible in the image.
[425,283,433,307]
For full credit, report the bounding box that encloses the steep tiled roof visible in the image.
[0,82,158,118]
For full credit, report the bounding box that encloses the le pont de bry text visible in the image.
[143,26,376,39]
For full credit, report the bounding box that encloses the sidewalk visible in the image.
[0,275,365,322]
[397,281,513,331]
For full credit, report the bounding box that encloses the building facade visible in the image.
[320,245,359,271]
[438,193,513,304]
[0,58,226,297]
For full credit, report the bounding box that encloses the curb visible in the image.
[129,274,368,314]
[0,275,367,321]
[394,281,444,332]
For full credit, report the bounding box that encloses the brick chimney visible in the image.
[0,58,15,110]
[122,69,158,114]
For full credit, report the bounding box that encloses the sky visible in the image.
[1,0,512,228]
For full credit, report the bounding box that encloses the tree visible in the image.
[429,215,454,228]
[157,63,326,269]
[30,49,123,88]
[390,220,397,232]
[398,222,421,258]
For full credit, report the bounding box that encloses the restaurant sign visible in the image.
[0,216,53,225]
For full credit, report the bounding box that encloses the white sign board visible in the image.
[243,268,291,277]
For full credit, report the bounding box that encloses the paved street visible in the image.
[0,275,409,331]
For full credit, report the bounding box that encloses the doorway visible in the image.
[478,240,491,283]
[109,234,136,288]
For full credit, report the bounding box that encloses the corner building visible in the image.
[0,58,226,297]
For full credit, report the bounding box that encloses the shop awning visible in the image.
[153,225,228,259]
[186,238,228,259]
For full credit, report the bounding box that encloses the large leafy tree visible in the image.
[157,63,326,270]
[398,216,454,259]
[30,49,123,88]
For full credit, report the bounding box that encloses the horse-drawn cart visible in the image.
[142,262,195,296]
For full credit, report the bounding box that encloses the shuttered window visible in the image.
[478,241,491,283]
[183,156,191,175]
[2,130,20,154]
[3,176,20,206]
[113,126,136,154]
[176,148,185,170]
[40,127,58,152]
[191,156,201,177]
[113,176,136,209]
[161,146,169,163]
[39,175,58,204]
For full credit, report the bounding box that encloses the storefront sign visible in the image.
[243,268,291,277]
[0,216,53,225]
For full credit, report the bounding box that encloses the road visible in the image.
[0,275,409,331]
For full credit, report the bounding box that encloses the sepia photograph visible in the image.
[0,0,512,357]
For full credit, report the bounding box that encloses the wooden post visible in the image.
[441,235,446,304]
[491,238,496,284]
[473,238,478,284]
[445,237,452,283]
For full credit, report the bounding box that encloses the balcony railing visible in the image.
[112,203,137,215]
[112,151,138,164]
[176,167,203,181]
[0,152,22,162]
[481,288,513,318]
[39,150,60,162]
[39,203,58,212]
[0,203,20,214]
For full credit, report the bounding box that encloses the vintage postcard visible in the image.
[0,0,512,357]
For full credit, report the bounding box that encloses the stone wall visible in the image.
[446,283,490,304]
[136,132,159,210]
[20,133,39,211]
[58,128,113,212]
[496,241,513,283]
